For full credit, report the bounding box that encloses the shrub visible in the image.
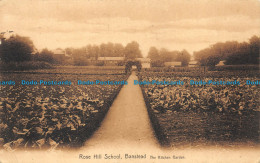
[73,58,90,66]
[117,61,125,66]
[151,60,165,67]
[0,61,53,71]
[95,61,105,66]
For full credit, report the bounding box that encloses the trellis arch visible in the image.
[125,60,142,74]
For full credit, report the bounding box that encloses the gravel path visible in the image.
[83,71,160,151]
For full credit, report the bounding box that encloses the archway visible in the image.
[125,60,142,74]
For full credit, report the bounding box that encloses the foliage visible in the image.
[147,47,191,66]
[194,35,260,66]
[147,47,159,61]
[151,60,165,67]
[95,61,105,66]
[34,48,54,63]
[0,73,128,149]
[139,72,259,115]
[176,50,191,66]
[125,60,142,73]
[0,35,34,62]
[139,71,259,145]
[116,61,125,66]
[159,48,177,62]
[124,41,142,59]
[0,61,53,71]
[66,42,125,59]
[73,57,90,66]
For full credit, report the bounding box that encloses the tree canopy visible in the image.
[0,35,34,62]
[147,46,159,61]
[65,42,127,59]
[194,35,260,66]
[147,46,191,67]
[34,48,54,63]
[124,41,142,59]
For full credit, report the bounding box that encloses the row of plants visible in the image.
[138,71,259,146]
[0,72,129,150]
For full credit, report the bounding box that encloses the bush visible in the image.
[95,61,105,66]
[33,49,55,63]
[151,60,165,67]
[73,58,90,66]
[209,65,259,71]
[117,61,125,66]
[0,61,53,71]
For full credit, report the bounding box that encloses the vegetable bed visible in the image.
[139,71,259,147]
[0,72,129,150]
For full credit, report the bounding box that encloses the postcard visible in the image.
[0,0,259,162]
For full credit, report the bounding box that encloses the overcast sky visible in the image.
[1,0,259,56]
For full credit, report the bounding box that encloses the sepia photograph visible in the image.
[0,0,259,162]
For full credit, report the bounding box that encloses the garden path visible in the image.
[83,71,160,151]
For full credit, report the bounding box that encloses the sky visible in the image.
[0,0,259,57]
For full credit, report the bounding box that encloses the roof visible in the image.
[165,62,182,66]
[136,58,151,62]
[98,57,124,61]
[189,60,198,65]
[53,49,65,55]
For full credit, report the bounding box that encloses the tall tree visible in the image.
[249,35,260,64]
[106,42,114,57]
[34,48,54,63]
[114,43,125,57]
[124,41,142,59]
[92,45,100,60]
[86,45,93,58]
[176,50,191,66]
[159,48,176,62]
[99,43,107,57]
[147,46,159,61]
[0,35,34,62]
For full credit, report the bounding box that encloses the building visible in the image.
[188,60,198,67]
[97,57,124,65]
[136,58,151,68]
[53,49,70,58]
[52,49,72,63]
[164,61,182,67]
[53,49,71,59]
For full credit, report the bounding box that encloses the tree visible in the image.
[176,50,191,66]
[92,45,100,60]
[147,46,159,61]
[99,43,107,57]
[124,41,142,59]
[65,47,73,56]
[34,48,54,63]
[106,42,114,57]
[249,35,260,64]
[114,43,125,57]
[86,45,93,58]
[73,47,86,58]
[0,35,34,62]
[194,36,260,66]
[225,42,250,65]
[159,48,176,62]
[151,60,165,67]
